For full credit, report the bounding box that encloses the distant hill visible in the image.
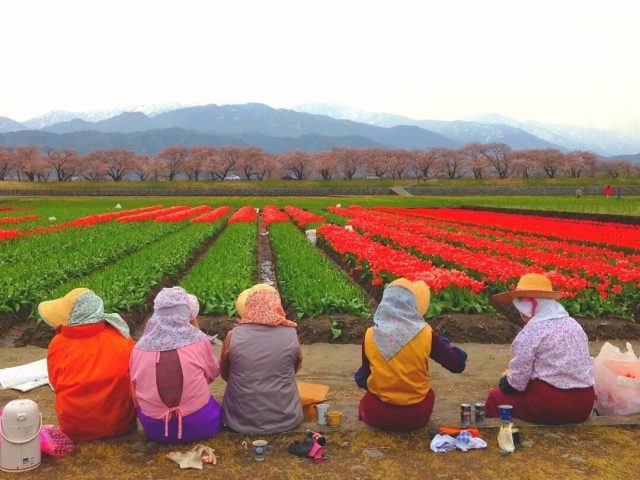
[44,112,156,134]
[4,102,640,155]
[0,116,27,133]
[21,103,456,151]
[608,152,640,164]
[0,128,385,154]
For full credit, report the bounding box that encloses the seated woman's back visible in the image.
[40,288,136,441]
[221,286,302,434]
[131,287,222,443]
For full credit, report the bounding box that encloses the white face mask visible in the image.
[512,297,570,322]
[513,298,537,318]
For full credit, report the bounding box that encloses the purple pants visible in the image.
[138,396,223,444]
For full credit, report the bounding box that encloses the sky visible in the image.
[1,0,639,130]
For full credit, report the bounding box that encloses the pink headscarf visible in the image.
[237,289,297,328]
[135,287,208,351]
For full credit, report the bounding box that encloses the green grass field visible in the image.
[1,174,639,192]
[1,194,639,218]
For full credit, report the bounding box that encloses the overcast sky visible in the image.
[1,0,639,130]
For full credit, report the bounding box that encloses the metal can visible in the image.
[474,402,486,425]
[460,403,472,427]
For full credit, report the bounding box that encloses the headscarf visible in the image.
[373,285,426,360]
[513,297,570,322]
[135,287,208,352]
[69,290,130,338]
[237,289,297,328]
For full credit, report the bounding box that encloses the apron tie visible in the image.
[163,407,184,439]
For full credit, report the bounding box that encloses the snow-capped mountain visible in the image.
[294,104,563,151]
[23,103,191,129]
[470,114,640,156]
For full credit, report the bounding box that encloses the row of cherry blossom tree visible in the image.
[0,143,637,182]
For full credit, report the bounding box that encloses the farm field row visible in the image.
[0,199,638,331]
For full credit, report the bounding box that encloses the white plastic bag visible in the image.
[592,342,640,416]
[305,229,317,245]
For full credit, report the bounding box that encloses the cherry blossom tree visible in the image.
[158,146,189,180]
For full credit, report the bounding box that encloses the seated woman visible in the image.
[355,278,467,432]
[39,288,136,441]
[486,273,595,424]
[130,287,222,444]
[221,284,303,434]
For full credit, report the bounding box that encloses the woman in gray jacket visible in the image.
[220,284,303,434]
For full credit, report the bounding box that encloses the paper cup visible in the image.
[316,403,329,425]
[327,411,342,428]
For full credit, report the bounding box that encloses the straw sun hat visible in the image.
[38,288,90,328]
[389,278,431,316]
[492,273,563,303]
[235,283,277,317]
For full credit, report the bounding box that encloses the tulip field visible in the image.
[0,198,639,329]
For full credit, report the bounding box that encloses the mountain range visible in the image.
[0,103,639,158]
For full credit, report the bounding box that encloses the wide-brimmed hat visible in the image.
[235,284,277,317]
[38,288,91,328]
[493,273,563,303]
[389,278,431,316]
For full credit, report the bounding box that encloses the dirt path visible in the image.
[1,341,639,479]
[256,212,276,286]
[3,340,639,432]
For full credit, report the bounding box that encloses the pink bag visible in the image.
[39,425,74,457]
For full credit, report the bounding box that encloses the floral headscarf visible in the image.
[373,285,426,360]
[237,289,297,328]
[135,287,208,352]
[69,291,131,338]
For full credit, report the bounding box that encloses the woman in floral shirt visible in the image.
[485,274,595,424]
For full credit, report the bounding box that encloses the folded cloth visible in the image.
[166,444,217,469]
[430,433,488,453]
[0,359,48,391]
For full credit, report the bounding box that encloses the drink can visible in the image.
[474,402,485,425]
[460,403,472,427]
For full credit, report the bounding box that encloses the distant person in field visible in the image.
[575,187,582,199]
[130,287,222,444]
[39,288,136,441]
[615,186,622,199]
[221,284,303,434]
[354,278,467,431]
[485,273,595,424]
[603,184,613,198]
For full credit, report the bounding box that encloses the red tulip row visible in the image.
[0,214,39,225]
[380,207,640,251]
[317,223,485,294]
[284,206,324,227]
[155,205,213,222]
[191,206,232,223]
[0,205,164,241]
[117,205,190,222]
[228,206,257,224]
[360,208,640,285]
[373,207,639,263]
[262,205,289,226]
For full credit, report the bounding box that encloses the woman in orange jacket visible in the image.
[39,288,137,441]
